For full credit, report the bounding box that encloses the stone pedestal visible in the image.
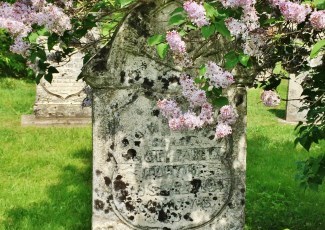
[286,74,308,123]
[81,1,249,229]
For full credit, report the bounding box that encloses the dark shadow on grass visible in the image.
[267,108,286,119]
[3,148,92,230]
[246,135,325,230]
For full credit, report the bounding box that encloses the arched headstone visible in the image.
[82,1,249,229]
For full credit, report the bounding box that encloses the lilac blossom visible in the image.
[157,99,182,118]
[261,90,281,107]
[205,61,235,88]
[199,103,214,124]
[219,0,256,8]
[183,0,209,27]
[180,75,207,107]
[215,123,232,139]
[166,30,186,54]
[225,18,247,37]
[217,105,238,125]
[310,10,325,30]
[278,1,311,24]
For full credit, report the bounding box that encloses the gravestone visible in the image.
[286,74,307,123]
[21,45,91,126]
[81,1,251,229]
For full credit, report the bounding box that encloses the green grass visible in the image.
[0,78,324,230]
[246,81,325,230]
[0,78,92,230]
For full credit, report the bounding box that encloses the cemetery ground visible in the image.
[0,77,324,230]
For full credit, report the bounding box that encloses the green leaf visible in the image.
[310,39,325,58]
[314,0,325,9]
[194,76,205,84]
[212,96,229,107]
[199,65,207,76]
[215,20,231,38]
[48,66,59,74]
[157,43,168,59]
[201,24,215,38]
[116,0,134,7]
[168,14,186,26]
[147,34,165,46]
[44,72,53,83]
[47,33,59,51]
[170,7,185,17]
[204,3,219,18]
[239,53,250,67]
[36,48,47,60]
[224,51,239,69]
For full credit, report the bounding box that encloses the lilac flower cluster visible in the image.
[269,0,324,29]
[310,10,325,30]
[157,75,214,131]
[260,90,281,107]
[278,1,311,24]
[0,0,71,56]
[205,61,235,88]
[219,0,256,8]
[222,1,263,57]
[166,30,186,54]
[158,70,237,139]
[183,1,209,27]
[215,105,238,139]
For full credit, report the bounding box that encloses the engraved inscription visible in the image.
[110,132,233,229]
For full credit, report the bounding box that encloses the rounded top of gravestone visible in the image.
[80,1,256,91]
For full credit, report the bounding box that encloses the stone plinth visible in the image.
[81,1,249,229]
[286,74,308,123]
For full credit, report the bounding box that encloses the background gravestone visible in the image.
[82,1,252,229]
[285,74,307,123]
[21,47,91,126]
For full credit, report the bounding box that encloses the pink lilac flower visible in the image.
[189,89,207,107]
[261,90,281,107]
[268,0,285,7]
[166,30,186,54]
[183,0,209,27]
[242,5,260,31]
[217,105,238,125]
[310,10,325,30]
[225,18,247,37]
[205,61,235,88]
[219,0,256,8]
[10,36,30,56]
[278,1,311,24]
[199,102,214,124]
[157,99,182,118]
[0,0,72,57]
[180,75,207,107]
[183,111,204,129]
[168,116,185,130]
[215,123,232,139]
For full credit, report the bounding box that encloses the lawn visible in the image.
[0,78,324,230]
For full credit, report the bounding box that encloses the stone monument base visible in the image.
[21,115,91,127]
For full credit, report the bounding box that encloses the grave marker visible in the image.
[82,2,251,229]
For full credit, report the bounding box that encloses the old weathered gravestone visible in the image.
[21,46,91,126]
[286,74,307,123]
[82,1,251,229]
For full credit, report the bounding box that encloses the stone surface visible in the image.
[81,1,250,229]
[21,115,91,127]
[286,74,308,122]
